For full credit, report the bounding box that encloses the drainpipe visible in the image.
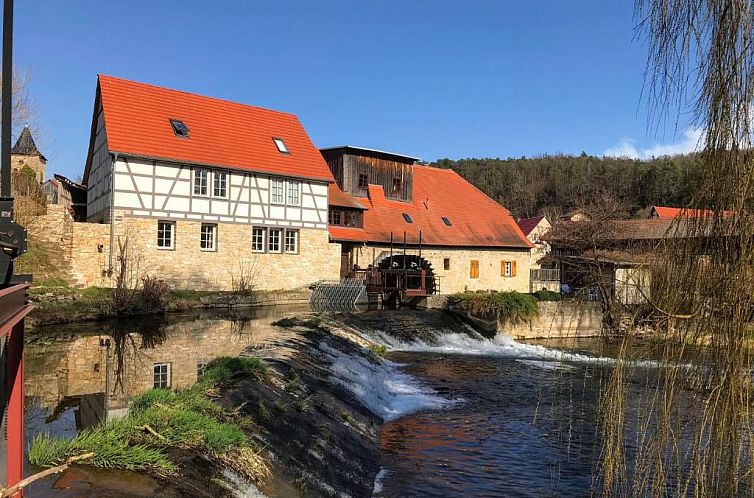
[108,153,118,274]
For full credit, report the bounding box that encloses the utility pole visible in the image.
[0,0,25,286]
[0,1,33,495]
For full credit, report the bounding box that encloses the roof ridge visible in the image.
[98,74,300,120]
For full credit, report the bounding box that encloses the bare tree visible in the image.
[594,3,754,497]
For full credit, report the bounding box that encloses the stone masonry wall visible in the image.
[11,154,46,184]
[352,244,533,294]
[27,208,341,290]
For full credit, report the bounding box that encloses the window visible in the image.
[170,119,189,138]
[157,221,175,250]
[328,209,342,225]
[287,180,300,205]
[358,173,369,190]
[345,211,362,227]
[442,217,452,226]
[193,169,208,196]
[200,224,217,251]
[273,137,289,154]
[252,227,267,252]
[268,228,282,253]
[444,258,451,271]
[153,363,171,388]
[271,179,285,204]
[470,260,480,279]
[501,260,516,277]
[197,361,207,379]
[392,177,402,193]
[213,171,228,198]
[285,229,299,254]
[402,213,413,223]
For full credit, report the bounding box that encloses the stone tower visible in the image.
[11,126,46,184]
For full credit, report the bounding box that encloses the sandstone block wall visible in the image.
[27,208,341,290]
[352,244,533,294]
[12,154,46,184]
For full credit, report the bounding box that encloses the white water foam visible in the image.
[372,467,389,496]
[320,342,456,421]
[356,326,660,369]
[221,469,268,498]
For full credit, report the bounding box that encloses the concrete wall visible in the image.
[499,301,603,339]
[352,244,533,294]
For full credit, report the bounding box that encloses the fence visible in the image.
[530,268,561,293]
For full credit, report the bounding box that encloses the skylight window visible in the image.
[402,213,413,223]
[170,119,189,138]
[442,217,452,226]
[273,137,289,154]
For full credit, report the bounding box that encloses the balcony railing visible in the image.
[530,268,560,282]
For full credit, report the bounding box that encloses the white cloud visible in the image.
[604,127,704,159]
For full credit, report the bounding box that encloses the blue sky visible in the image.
[13,1,697,180]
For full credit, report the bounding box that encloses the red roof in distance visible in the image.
[85,75,334,183]
[517,216,545,236]
[328,166,533,249]
[650,205,731,219]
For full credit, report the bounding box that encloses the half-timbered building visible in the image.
[81,75,340,290]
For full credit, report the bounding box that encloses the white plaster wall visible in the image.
[110,158,328,229]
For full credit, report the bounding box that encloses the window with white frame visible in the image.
[213,171,228,198]
[252,227,267,252]
[271,179,285,204]
[157,221,175,249]
[153,363,171,388]
[268,228,282,252]
[193,169,208,196]
[200,224,217,251]
[284,229,299,254]
[287,181,300,205]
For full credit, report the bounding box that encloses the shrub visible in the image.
[140,276,170,312]
[447,291,538,321]
[532,289,562,301]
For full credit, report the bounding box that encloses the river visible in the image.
[21,308,688,497]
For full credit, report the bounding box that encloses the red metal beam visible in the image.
[0,283,31,496]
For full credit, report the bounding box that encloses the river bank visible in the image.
[27,283,311,327]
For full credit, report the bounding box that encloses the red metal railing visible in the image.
[0,283,31,496]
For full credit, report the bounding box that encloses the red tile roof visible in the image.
[328,183,367,210]
[328,166,533,249]
[517,216,545,236]
[84,75,334,183]
[651,205,730,219]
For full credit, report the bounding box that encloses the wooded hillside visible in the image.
[432,153,703,219]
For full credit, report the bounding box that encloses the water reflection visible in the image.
[25,306,304,439]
